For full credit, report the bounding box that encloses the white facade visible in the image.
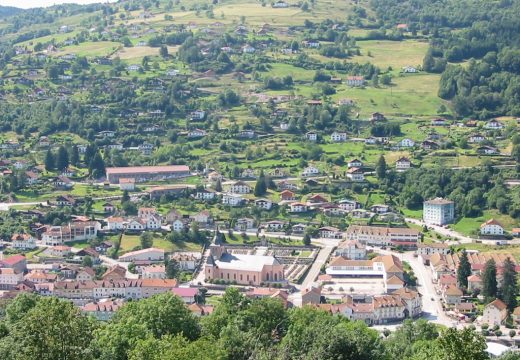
[398,138,415,148]
[302,166,320,177]
[331,132,347,142]
[230,182,251,194]
[423,198,455,225]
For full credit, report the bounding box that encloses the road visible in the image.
[300,239,339,290]
[405,217,475,244]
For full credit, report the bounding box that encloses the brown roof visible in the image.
[392,287,420,300]
[444,285,463,296]
[328,257,372,267]
[481,218,503,228]
[487,298,507,311]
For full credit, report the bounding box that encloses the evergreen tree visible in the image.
[88,151,106,178]
[303,233,311,246]
[122,190,130,203]
[376,155,387,179]
[457,250,471,289]
[44,149,55,171]
[254,170,267,196]
[500,257,517,311]
[70,146,80,166]
[423,50,435,72]
[56,146,69,171]
[215,178,222,192]
[482,258,498,302]
[165,258,180,279]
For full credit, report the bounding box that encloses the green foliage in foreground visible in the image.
[0,290,518,360]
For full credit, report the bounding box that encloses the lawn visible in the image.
[353,39,430,70]
[61,41,121,57]
[451,210,519,236]
[118,233,202,254]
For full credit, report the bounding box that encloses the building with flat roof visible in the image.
[106,165,190,184]
[423,198,455,225]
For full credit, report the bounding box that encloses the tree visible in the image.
[44,149,55,171]
[140,232,153,249]
[482,258,498,302]
[215,178,222,192]
[166,258,180,279]
[1,296,96,360]
[376,155,387,179]
[88,151,106,178]
[457,250,471,289]
[81,255,93,268]
[56,146,69,171]
[303,233,311,246]
[423,50,435,72]
[122,190,130,202]
[160,45,169,58]
[436,327,488,360]
[254,170,267,196]
[500,257,517,311]
[70,146,80,166]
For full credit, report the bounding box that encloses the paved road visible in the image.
[300,238,340,290]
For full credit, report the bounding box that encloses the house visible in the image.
[484,119,504,130]
[416,243,450,257]
[242,45,255,54]
[125,218,146,231]
[280,190,297,201]
[269,168,286,178]
[0,268,24,290]
[171,253,199,271]
[308,194,328,205]
[235,218,255,231]
[302,285,322,305]
[371,204,391,214]
[346,167,364,182]
[192,210,212,225]
[10,233,37,250]
[480,219,504,236]
[402,66,418,73]
[395,157,411,171]
[467,274,482,292]
[331,132,347,142]
[337,199,360,211]
[306,131,318,141]
[127,65,140,71]
[302,40,320,48]
[512,228,520,238]
[442,285,463,305]
[482,299,508,326]
[222,194,245,207]
[255,198,273,210]
[119,248,164,262]
[119,178,136,191]
[230,181,251,194]
[241,168,256,179]
[106,217,126,231]
[370,112,386,122]
[398,138,415,148]
[468,134,486,143]
[335,240,366,260]
[141,264,166,279]
[477,146,499,155]
[171,218,186,232]
[171,287,198,304]
[106,165,190,184]
[319,226,342,239]
[55,195,77,207]
[103,202,115,213]
[189,110,206,121]
[422,140,439,150]
[346,76,365,87]
[302,166,320,177]
[53,176,73,189]
[187,129,207,138]
[347,159,363,168]
[289,202,308,213]
[81,299,125,321]
[194,189,216,200]
[189,303,214,316]
[431,118,446,126]
[344,225,420,248]
[292,223,307,234]
[272,0,289,7]
[238,130,256,139]
[265,220,286,232]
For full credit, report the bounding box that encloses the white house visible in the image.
[106,217,126,231]
[484,119,504,130]
[127,64,141,71]
[194,189,216,200]
[402,66,418,73]
[265,220,286,232]
[289,202,308,213]
[468,134,486,143]
[346,76,365,87]
[222,194,245,207]
[338,199,359,211]
[482,299,508,326]
[126,219,146,231]
[331,132,347,142]
[480,219,504,236]
[347,159,363,168]
[302,166,320,177]
[189,110,206,121]
[398,138,415,148]
[119,178,136,191]
[395,157,411,171]
[242,45,256,54]
[172,219,186,232]
[306,132,318,141]
[335,240,366,260]
[187,129,207,138]
[230,181,251,194]
[272,0,289,7]
[10,234,36,250]
[346,167,364,182]
[255,198,273,210]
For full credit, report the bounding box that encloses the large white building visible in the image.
[423,198,455,225]
[119,248,165,262]
[344,225,421,248]
[481,219,504,236]
[335,240,366,260]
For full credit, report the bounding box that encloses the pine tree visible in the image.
[482,258,498,302]
[457,250,471,289]
[44,149,55,171]
[375,155,387,179]
[500,257,517,311]
[254,170,267,196]
[122,190,130,203]
[56,146,69,171]
[423,50,435,72]
[70,146,80,166]
[215,178,222,192]
[88,151,106,178]
[303,233,311,246]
